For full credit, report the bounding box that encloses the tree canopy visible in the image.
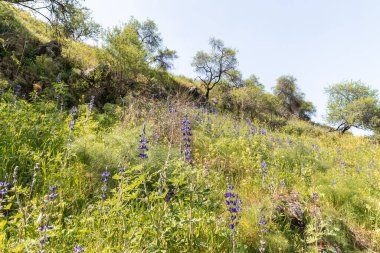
[192,38,238,100]
[326,81,380,133]
[6,0,99,40]
[273,75,315,120]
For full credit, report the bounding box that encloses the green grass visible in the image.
[1,90,380,252]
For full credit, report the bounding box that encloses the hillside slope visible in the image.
[0,4,380,253]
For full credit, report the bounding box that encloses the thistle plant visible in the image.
[225,185,242,253]
[258,208,268,252]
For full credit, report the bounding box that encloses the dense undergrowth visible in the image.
[1,90,380,252]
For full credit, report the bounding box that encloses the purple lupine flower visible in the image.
[225,184,242,251]
[261,129,266,135]
[87,96,95,119]
[49,185,59,202]
[154,133,160,143]
[164,186,175,202]
[69,106,78,131]
[182,115,192,165]
[39,236,50,245]
[138,125,149,159]
[168,104,176,113]
[14,84,21,97]
[258,208,268,252]
[261,161,267,176]
[0,174,10,210]
[73,246,84,252]
[101,167,110,200]
[312,192,318,202]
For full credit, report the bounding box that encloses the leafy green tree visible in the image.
[130,18,177,70]
[6,0,99,40]
[103,24,148,83]
[58,6,100,41]
[192,38,238,100]
[326,81,380,133]
[243,74,265,90]
[273,75,315,120]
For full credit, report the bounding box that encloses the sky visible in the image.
[84,0,380,134]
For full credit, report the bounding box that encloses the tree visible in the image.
[243,74,265,90]
[130,18,177,70]
[58,6,100,41]
[326,81,380,133]
[192,38,238,100]
[5,0,99,40]
[101,18,177,97]
[273,75,315,120]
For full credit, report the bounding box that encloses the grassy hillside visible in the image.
[1,90,380,253]
[1,3,380,253]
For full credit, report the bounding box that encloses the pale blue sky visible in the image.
[84,0,380,133]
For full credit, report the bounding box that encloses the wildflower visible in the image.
[138,124,149,159]
[280,179,286,188]
[101,167,110,200]
[182,115,192,164]
[49,185,59,202]
[261,129,266,135]
[261,161,267,176]
[258,208,268,252]
[154,133,160,143]
[164,186,175,202]
[73,245,84,252]
[225,184,242,252]
[69,106,78,131]
[38,185,58,250]
[118,167,126,173]
[168,104,176,113]
[312,192,318,202]
[14,84,21,97]
[101,171,111,182]
[87,96,95,119]
[0,174,10,210]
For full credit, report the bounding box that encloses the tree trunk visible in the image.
[205,88,210,100]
